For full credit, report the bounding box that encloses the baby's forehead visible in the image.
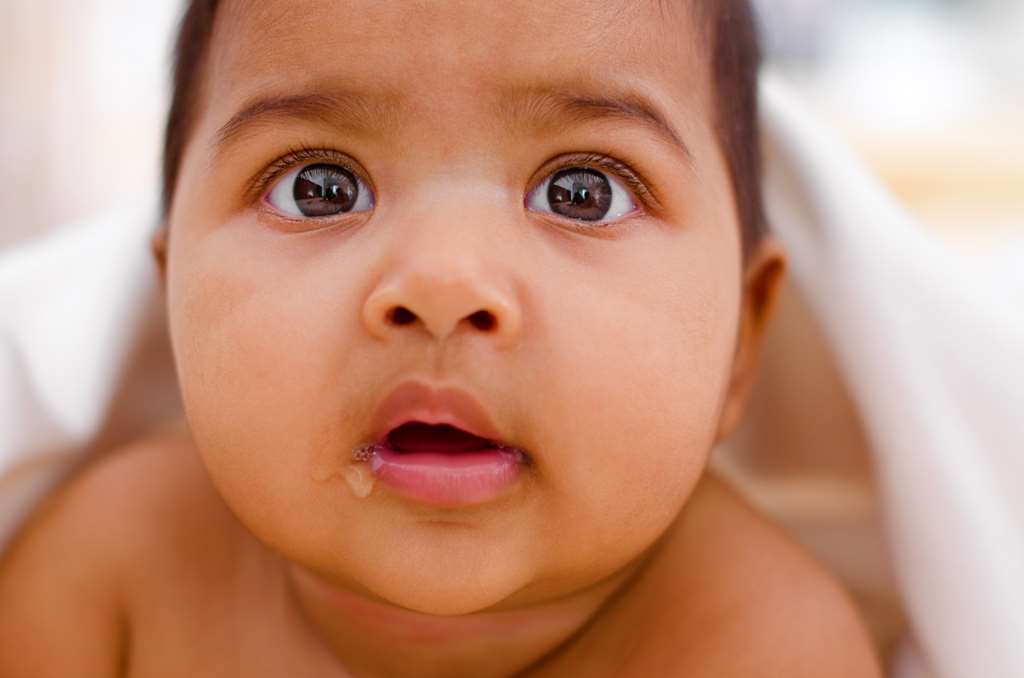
[208,0,714,128]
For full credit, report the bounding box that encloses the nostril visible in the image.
[468,310,496,331]
[389,306,417,326]
[383,306,498,333]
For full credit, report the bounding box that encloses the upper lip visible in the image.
[368,380,507,445]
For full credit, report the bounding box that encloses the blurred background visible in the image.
[757,0,1024,248]
[0,0,1020,665]
[729,0,1023,663]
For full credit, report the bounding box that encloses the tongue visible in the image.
[387,422,494,453]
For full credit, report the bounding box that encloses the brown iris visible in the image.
[292,164,359,217]
[547,168,612,221]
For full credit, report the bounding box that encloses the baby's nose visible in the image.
[361,267,522,347]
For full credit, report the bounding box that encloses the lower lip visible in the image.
[369,444,526,507]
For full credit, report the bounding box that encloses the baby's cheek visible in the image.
[536,270,738,573]
[167,245,362,534]
[544,358,722,572]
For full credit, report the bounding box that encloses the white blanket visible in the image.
[761,78,1024,678]
[1,76,1021,678]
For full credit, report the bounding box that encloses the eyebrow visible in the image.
[213,90,403,157]
[497,86,694,164]
[212,84,692,164]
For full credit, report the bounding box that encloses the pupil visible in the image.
[293,164,358,217]
[547,168,612,221]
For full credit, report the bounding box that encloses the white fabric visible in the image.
[0,205,180,547]
[761,76,1024,678]
[0,76,1021,678]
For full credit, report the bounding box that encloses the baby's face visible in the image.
[164,0,767,614]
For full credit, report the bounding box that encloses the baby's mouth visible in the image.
[351,422,529,506]
[388,422,502,453]
[355,422,527,461]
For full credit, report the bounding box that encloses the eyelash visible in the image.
[538,152,658,212]
[247,145,660,215]
[247,145,366,202]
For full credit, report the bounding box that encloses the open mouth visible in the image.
[355,422,528,463]
[350,421,529,506]
[387,422,499,454]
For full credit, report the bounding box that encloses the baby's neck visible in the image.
[284,557,650,677]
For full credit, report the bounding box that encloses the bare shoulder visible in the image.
[646,473,884,677]
[0,419,238,677]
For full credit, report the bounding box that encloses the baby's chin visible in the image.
[234,503,542,618]
[293,541,541,617]
[361,569,531,617]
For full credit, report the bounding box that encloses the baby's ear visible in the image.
[151,224,169,285]
[715,240,786,443]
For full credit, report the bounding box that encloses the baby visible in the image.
[0,1,882,676]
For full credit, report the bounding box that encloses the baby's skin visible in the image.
[0,1,881,676]
[0,421,879,676]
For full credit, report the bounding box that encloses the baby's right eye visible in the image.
[265,163,375,219]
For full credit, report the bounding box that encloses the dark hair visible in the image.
[705,1,766,259]
[162,0,765,257]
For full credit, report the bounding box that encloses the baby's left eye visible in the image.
[264,163,374,219]
[526,167,638,224]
